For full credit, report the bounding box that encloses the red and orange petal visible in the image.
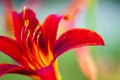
[0,36,42,70]
[41,14,62,52]
[54,28,104,57]
[0,64,36,76]
[36,62,60,80]
[12,11,23,40]
[0,36,30,67]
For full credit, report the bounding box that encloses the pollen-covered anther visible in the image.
[24,19,29,27]
[23,6,26,18]
[63,14,70,21]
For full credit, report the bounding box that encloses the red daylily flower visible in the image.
[0,8,104,80]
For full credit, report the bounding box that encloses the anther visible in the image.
[24,19,29,27]
[23,6,26,19]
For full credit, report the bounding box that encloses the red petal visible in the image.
[54,28,105,57]
[12,11,22,40]
[41,14,62,52]
[0,36,29,66]
[36,63,57,80]
[0,64,36,76]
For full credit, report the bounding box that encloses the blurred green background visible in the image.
[0,0,120,80]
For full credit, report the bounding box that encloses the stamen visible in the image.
[20,19,29,41]
[20,27,25,41]
[35,23,41,31]
[37,31,41,45]
[26,29,30,41]
[23,6,26,19]
[32,23,41,41]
